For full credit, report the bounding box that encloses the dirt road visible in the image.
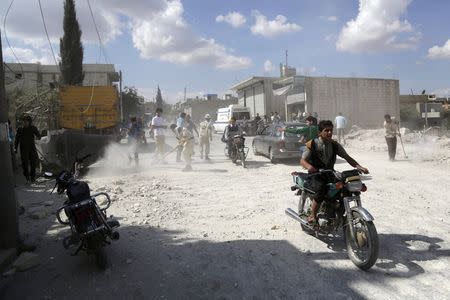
[1,134,449,299]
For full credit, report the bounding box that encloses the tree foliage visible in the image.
[60,0,84,85]
[121,86,144,118]
[155,85,163,109]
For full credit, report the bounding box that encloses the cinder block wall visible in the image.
[306,77,399,128]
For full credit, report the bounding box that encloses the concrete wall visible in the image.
[305,77,399,128]
[4,63,118,93]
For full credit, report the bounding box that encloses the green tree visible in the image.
[60,0,84,85]
[122,87,144,118]
[155,85,163,109]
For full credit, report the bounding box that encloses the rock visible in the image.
[29,208,47,220]
[271,225,279,230]
[43,201,54,206]
[203,233,208,238]
[2,268,16,277]
[270,251,278,256]
[152,196,158,201]
[305,250,311,256]
[13,252,40,271]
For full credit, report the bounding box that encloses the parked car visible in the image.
[252,122,306,163]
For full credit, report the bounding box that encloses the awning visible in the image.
[273,85,292,96]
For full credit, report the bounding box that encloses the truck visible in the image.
[213,104,251,133]
[37,85,122,169]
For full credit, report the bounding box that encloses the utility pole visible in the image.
[0,29,19,249]
[119,70,123,122]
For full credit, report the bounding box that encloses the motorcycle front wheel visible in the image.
[345,211,379,270]
[239,149,246,168]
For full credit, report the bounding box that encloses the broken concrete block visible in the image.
[13,252,40,271]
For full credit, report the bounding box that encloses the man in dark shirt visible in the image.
[300,120,368,223]
[14,115,41,183]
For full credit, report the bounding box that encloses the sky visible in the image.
[1,0,450,103]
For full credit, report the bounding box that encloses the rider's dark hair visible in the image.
[156,108,163,113]
[318,120,333,132]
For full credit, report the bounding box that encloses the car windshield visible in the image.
[233,112,250,120]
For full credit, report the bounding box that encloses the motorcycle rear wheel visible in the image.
[345,211,379,270]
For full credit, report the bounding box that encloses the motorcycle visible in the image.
[285,169,379,270]
[45,156,120,269]
[226,134,248,168]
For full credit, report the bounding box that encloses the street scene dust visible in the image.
[1,0,450,299]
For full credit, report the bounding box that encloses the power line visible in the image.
[37,0,60,69]
[86,0,109,64]
[3,0,24,87]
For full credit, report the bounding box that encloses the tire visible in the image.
[240,150,246,168]
[269,148,277,164]
[95,247,108,270]
[252,141,259,156]
[345,212,379,270]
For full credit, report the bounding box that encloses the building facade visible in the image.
[273,75,399,128]
[4,63,120,92]
[230,76,285,119]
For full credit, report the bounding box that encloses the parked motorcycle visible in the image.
[228,134,248,168]
[45,156,120,269]
[285,169,379,270]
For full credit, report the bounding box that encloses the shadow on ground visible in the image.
[2,211,449,300]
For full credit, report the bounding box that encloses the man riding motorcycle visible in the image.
[222,117,244,158]
[300,120,369,224]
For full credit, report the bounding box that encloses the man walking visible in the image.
[334,112,347,144]
[384,114,399,161]
[199,114,213,160]
[175,112,186,162]
[150,108,167,162]
[14,115,41,183]
[180,122,195,171]
[127,117,141,165]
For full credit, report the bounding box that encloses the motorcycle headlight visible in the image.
[345,180,363,192]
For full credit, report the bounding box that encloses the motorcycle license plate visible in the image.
[70,202,101,233]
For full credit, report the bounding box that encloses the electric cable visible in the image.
[37,0,60,69]
[81,0,110,114]
[3,0,25,89]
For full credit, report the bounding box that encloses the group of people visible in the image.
[126,109,214,172]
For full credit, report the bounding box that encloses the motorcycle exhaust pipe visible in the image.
[285,208,312,229]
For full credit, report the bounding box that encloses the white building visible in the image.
[4,63,119,92]
[230,76,285,119]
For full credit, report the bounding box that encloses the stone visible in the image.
[13,252,40,271]
[270,225,279,230]
[29,208,47,220]
[2,268,16,277]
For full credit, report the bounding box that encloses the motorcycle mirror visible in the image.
[44,172,54,178]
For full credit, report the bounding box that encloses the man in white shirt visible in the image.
[199,114,213,160]
[150,108,167,162]
[334,112,347,144]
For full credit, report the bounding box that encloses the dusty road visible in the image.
[1,133,450,299]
